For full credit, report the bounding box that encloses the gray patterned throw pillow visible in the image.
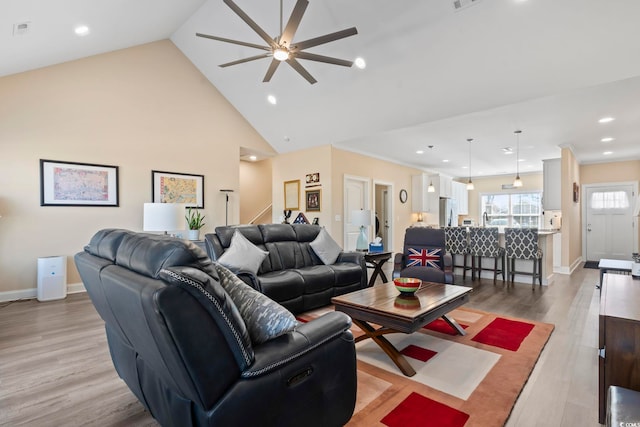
[214,263,297,345]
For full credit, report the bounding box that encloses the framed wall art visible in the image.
[40,159,119,206]
[284,180,300,210]
[152,170,204,208]
[305,189,321,212]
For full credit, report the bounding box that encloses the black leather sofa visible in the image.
[204,224,368,314]
[75,229,357,427]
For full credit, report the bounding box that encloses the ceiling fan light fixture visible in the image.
[273,48,290,61]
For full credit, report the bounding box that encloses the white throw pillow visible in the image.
[310,228,343,265]
[217,230,268,274]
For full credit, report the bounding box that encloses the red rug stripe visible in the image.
[400,344,437,362]
[381,392,470,427]
[471,317,535,351]
[423,318,468,335]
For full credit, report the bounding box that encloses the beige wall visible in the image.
[561,148,582,269]
[271,145,333,230]
[0,40,274,298]
[330,147,424,252]
[239,158,272,224]
[462,173,544,223]
[580,160,640,184]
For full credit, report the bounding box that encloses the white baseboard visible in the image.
[553,256,584,275]
[0,282,86,303]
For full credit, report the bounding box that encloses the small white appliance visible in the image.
[37,256,67,301]
[462,219,475,226]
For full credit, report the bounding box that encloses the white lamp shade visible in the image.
[351,209,371,227]
[143,203,186,232]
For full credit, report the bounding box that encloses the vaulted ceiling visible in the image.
[3,0,640,178]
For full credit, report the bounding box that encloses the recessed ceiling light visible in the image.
[416,150,424,154]
[267,95,277,105]
[502,147,513,154]
[518,158,525,162]
[354,57,366,69]
[601,137,615,142]
[598,117,615,123]
[461,166,468,169]
[442,159,449,163]
[603,151,613,155]
[74,25,90,36]
[249,155,257,161]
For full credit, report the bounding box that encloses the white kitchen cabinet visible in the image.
[451,181,469,215]
[431,174,453,198]
[412,174,432,213]
[543,158,561,211]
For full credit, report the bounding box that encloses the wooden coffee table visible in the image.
[332,281,472,377]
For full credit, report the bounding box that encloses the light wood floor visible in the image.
[0,266,603,426]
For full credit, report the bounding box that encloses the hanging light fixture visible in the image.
[427,145,436,192]
[466,138,474,190]
[513,130,523,188]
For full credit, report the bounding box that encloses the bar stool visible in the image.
[469,227,505,283]
[444,227,472,280]
[505,227,543,289]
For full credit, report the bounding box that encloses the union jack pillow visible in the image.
[406,247,442,270]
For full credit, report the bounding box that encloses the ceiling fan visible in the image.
[196,0,358,84]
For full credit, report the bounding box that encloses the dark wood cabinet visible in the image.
[598,273,640,423]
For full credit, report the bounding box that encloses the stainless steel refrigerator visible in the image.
[439,198,458,228]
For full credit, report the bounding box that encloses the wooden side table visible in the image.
[598,273,640,423]
[364,251,392,286]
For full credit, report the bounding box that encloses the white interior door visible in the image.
[585,183,635,261]
[344,176,369,251]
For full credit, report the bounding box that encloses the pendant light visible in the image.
[513,130,523,188]
[466,138,474,190]
[427,145,436,192]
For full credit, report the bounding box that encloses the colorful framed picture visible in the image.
[40,159,119,206]
[305,189,321,212]
[152,170,204,208]
[284,179,300,210]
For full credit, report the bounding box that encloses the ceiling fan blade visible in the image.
[263,59,282,82]
[292,27,358,51]
[219,53,271,67]
[280,0,308,46]
[286,57,317,84]
[295,51,353,67]
[223,0,277,49]
[196,33,270,51]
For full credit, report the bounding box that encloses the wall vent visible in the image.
[453,0,482,11]
[13,21,31,36]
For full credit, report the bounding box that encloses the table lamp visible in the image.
[143,203,185,235]
[351,209,371,251]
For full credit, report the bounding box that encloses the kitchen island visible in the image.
[461,227,559,285]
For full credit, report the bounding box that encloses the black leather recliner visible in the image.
[205,224,367,314]
[74,229,357,427]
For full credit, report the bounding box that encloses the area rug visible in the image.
[297,306,554,427]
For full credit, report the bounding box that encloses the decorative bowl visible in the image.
[393,277,422,294]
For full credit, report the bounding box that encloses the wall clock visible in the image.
[399,189,408,204]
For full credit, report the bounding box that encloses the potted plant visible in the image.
[185,207,205,241]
